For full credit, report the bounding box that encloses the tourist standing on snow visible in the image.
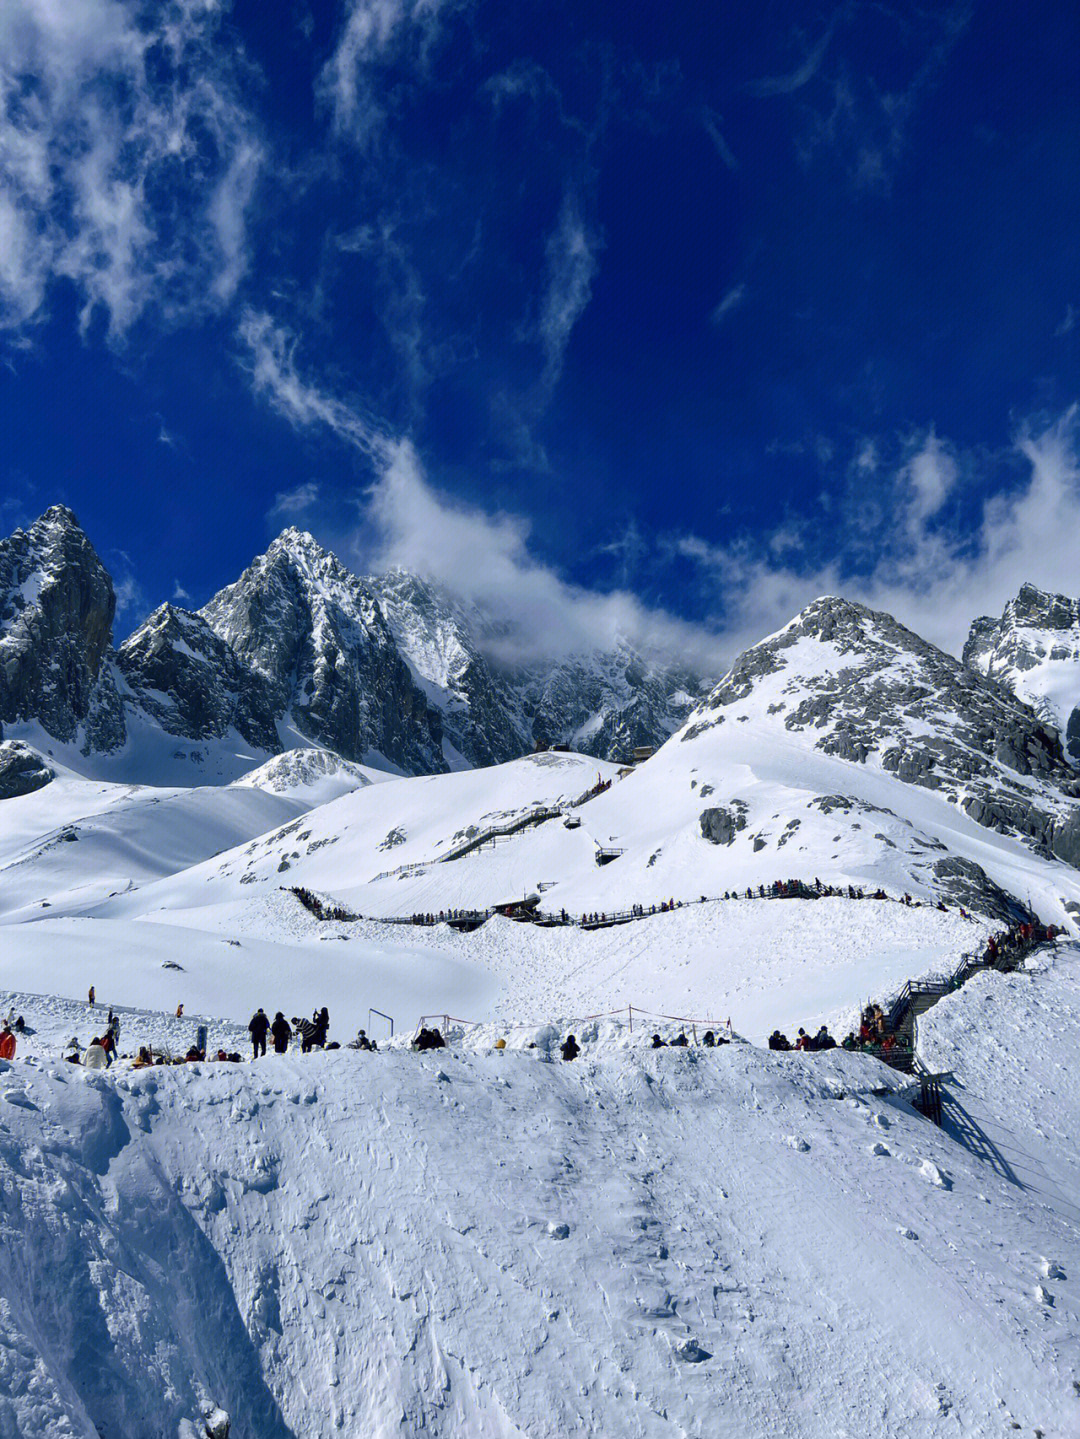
[0,1025,16,1061]
[560,1035,580,1061]
[248,1008,270,1059]
[314,1007,329,1047]
[88,985,95,1006]
[271,1012,291,1053]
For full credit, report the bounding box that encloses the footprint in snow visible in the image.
[785,1136,810,1152]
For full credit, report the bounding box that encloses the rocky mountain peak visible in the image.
[0,506,123,749]
[963,582,1080,762]
[687,588,1080,866]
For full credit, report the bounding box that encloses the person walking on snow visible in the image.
[271,1012,291,1054]
[248,1008,270,1059]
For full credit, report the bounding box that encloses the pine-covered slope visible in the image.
[964,582,1080,762]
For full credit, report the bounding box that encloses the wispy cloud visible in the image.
[746,17,840,98]
[0,0,264,341]
[1056,304,1076,338]
[701,107,738,171]
[238,311,720,667]
[171,580,191,603]
[538,193,601,394]
[712,283,747,326]
[318,0,469,146]
[677,408,1080,660]
[268,481,321,523]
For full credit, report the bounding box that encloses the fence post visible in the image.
[628,1004,633,1033]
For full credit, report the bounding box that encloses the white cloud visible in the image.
[747,18,839,98]
[701,108,737,171]
[678,407,1080,659]
[1056,304,1076,338]
[712,283,747,326]
[238,311,721,668]
[0,0,263,338]
[237,310,393,463]
[538,193,600,393]
[318,0,466,145]
[172,580,191,602]
[268,481,321,523]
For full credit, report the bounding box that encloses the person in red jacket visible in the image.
[0,1025,16,1061]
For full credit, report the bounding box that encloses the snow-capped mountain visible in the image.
[0,509,713,782]
[198,530,447,775]
[0,506,126,754]
[964,582,1080,763]
[685,595,1080,866]
[371,568,709,768]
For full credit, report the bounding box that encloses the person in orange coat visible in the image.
[0,1025,16,1061]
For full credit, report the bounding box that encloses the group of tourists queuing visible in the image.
[409,910,479,926]
[651,1029,729,1049]
[768,1025,838,1052]
[247,1006,332,1059]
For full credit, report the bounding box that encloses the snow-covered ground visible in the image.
[0,1007,1077,1437]
[919,942,1080,1228]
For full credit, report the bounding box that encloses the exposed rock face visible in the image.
[0,740,54,799]
[370,571,528,767]
[116,605,280,751]
[930,857,1026,925]
[372,570,710,765]
[200,531,446,774]
[0,511,712,778]
[517,648,707,761]
[963,583,1080,763]
[0,507,124,750]
[700,805,747,845]
[687,595,1080,864]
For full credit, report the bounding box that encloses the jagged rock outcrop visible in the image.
[0,507,125,750]
[964,583,1080,762]
[0,739,54,799]
[371,570,710,766]
[200,531,446,774]
[699,804,747,845]
[687,594,1080,865]
[116,605,280,751]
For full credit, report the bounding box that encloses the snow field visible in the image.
[1,1030,1078,1437]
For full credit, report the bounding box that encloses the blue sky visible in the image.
[1,0,1078,664]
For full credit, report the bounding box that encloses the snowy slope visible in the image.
[918,940,1080,1226]
[0,1022,1077,1437]
[0,750,380,924]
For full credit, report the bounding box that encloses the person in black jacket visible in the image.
[768,1030,791,1051]
[560,1034,580,1061]
[271,1012,291,1053]
[248,1008,270,1059]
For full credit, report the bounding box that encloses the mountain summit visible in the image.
[964,583,1080,762]
[0,511,712,781]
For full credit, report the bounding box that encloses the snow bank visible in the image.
[0,1033,1076,1437]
